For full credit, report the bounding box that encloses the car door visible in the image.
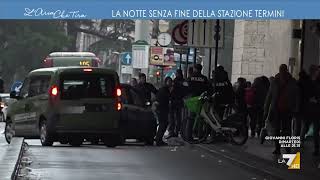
[120,86,132,135]
[128,88,146,135]
[26,75,51,136]
[13,78,31,136]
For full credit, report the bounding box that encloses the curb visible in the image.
[11,138,25,180]
[195,144,285,180]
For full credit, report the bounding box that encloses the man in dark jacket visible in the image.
[264,64,299,154]
[155,77,173,146]
[136,73,158,103]
[211,66,235,119]
[188,64,210,96]
[168,69,185,138]
[185,64,211,141]
[300,65,320,156]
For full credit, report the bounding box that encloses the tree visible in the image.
[0,20,70,91]
[64,20,135,51]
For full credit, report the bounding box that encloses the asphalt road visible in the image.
[21,138,270,180]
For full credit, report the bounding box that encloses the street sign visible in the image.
[121,52,132,65]
[121,65,133,74]
[150,47,164,65]
[132,40,149,69]
[11,81,23,92]
[187,20,224,48]
[173,45,189,54]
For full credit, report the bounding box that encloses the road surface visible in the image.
[21,139,269,180]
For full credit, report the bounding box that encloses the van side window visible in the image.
[28,76,51,97]
[20,78,30,98]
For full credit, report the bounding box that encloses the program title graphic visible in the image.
[112,9,285,19]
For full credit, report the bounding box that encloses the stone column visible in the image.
[232,20,296,83]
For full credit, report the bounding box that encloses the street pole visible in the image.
[179,53,182,70]
[186,48,190,78]
[193,48,197,65]
[208,48,212,78]
[214,20,220,89]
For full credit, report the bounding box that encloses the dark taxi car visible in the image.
[120,84,157,145]
[5,67,122,147]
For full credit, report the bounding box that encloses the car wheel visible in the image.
[69,137,83,147]
[104,135,121,148]
[5,121,15,144]
[40,121,53,146]
[59,139,69,145]
[144,136,154,146]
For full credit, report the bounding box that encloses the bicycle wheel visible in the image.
[195,119,210,143]
[230,123,248,145]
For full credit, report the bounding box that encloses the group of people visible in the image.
[128,63,320,156]
[235,64,320,156]
[129,64,234,146]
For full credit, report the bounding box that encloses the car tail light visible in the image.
[116,88,121,97]
[116,102,122,111]
[83,68,93,72]
[43,57,53,67]
[50,85,59,97]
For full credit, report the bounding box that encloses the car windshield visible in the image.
[60,73,115,99]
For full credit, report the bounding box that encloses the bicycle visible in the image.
[181,92,248,145]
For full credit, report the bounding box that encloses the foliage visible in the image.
[0,20,70,90]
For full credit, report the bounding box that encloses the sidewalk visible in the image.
[195,136,320,180]
[0,122,24,180]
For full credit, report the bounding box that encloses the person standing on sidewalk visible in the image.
[155,77,173,146]
[245,79,257,137]
[235,77,247,115]
[255,76,270,136]
[264,64,299,154]
[0,76,4,93]
[168,69,185,138]
[300,65,320,156]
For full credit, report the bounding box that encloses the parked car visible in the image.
[5,67,122,147]
[42,52,102,68]
[0,93,15,122]
[120,84,157,145]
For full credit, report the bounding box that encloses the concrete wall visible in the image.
[231,20,296,83]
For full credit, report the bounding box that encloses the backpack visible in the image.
[245,88,255,106]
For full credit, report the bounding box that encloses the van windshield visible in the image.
[60,74,115,99]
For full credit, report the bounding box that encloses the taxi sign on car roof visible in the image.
[49,52,96,57]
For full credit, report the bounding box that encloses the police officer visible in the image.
[136,73,158,103]
[186,64,210,141]
[155,77,173,146]
[211,66,235,118]
[188,64,210,96]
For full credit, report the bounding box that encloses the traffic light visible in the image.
[156,71,160,77]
